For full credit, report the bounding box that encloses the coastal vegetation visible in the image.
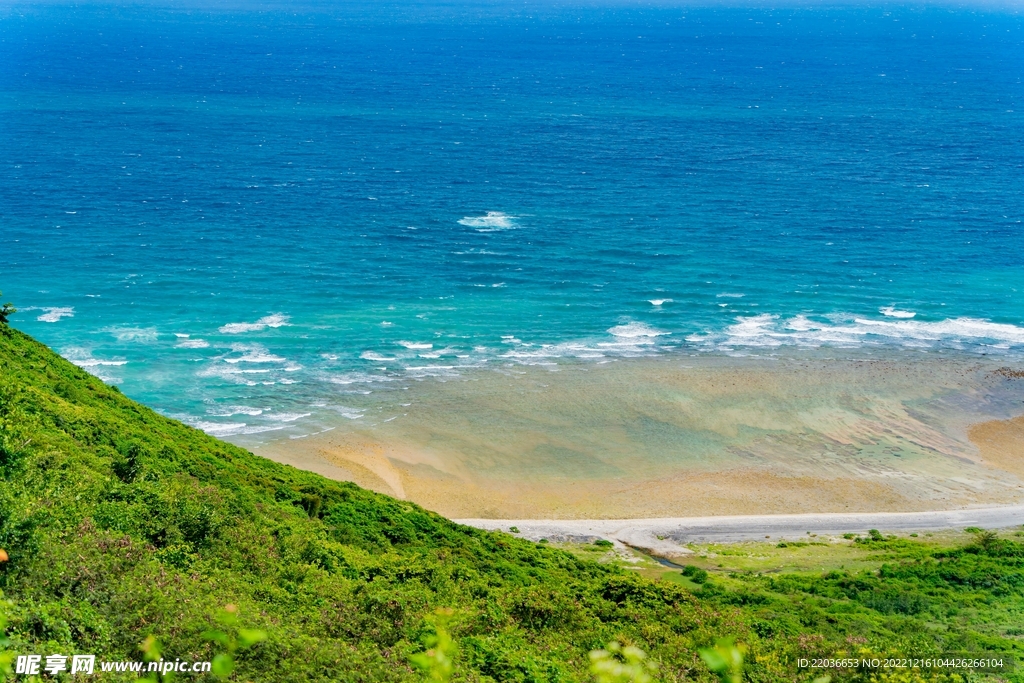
[2,321,1024,681]
[0,294,15,325]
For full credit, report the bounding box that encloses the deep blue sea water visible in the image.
[2,2,1023,438]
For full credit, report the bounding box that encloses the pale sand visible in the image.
[251,355,1024,519]
[970,414,1024,479]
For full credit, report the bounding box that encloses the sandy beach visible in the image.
[251,354,1024,520]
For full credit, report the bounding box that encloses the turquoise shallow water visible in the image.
[2,2,1023,440]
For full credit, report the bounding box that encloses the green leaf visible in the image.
[211,653,234,678]
[203,629,230,646]
[238,628,268,648]
[699,638,745,683]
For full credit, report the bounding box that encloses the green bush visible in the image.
[681,565,709,584]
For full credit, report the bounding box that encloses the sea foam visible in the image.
[457,211,517,232]
[880,306,916,318]
[708,313,1024,352]
[326,372,395,385]
[267,412,312,422]
[497,323,672,365]
[360,351,396,362]
[206,405,265,417]
[398,341,433,350]
[36,307,75,323]
[192,421,285,437]
[60,347,128,383]
[607,322,669,339]
[69,358,129,367]
[219,314,290,334]
[223,344,286,364]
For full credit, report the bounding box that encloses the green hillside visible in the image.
[1,321,1024,682]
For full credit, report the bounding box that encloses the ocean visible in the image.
[3,1,1023,446]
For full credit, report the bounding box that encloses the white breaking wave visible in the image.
[192,421,285,438]
[458,211,517,232]
[62,346,128,368]
[69,358,129,367]
[196,352,289,386]
[223,343,286,364]
[361,351,397,362]
[649,299,672,306]
[176,338,210,349]
[398,341,433,350]
[326,372,395,385]
[607,322,669,339]
[267,412,311,422]
[497,323,672,365]
[597,322,672,357]
[36,307,75,323]
[695,313,1024,352]
[206,405,265,417]
[219,314,290,334]
[880,306,916,319]
[60,347,127,383]
[501,342,607,363]
[203,366,270,375]
[417,346,461,359]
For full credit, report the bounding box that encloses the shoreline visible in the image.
[250,354,1024,519]
[456,503,1024,560]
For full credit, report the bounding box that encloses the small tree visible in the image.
[972,530,999,553]
[0,293,14,325]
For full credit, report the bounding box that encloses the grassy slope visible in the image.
[0,326,730,682]
[2,323,1024,682]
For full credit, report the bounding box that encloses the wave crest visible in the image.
[458,211,517,232]
[219,314,290,334]
[37,307,75,323]
[695,313,1024,352]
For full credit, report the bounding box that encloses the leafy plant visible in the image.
[0,294,13,326]
[681,565,708,583]
[139,634,167,683]
[202,605,267,678]
[698,638,746,683]
[971,530,999,552]
[0,592,13,682]
[589,641,657,683]
[409,609,457,682]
